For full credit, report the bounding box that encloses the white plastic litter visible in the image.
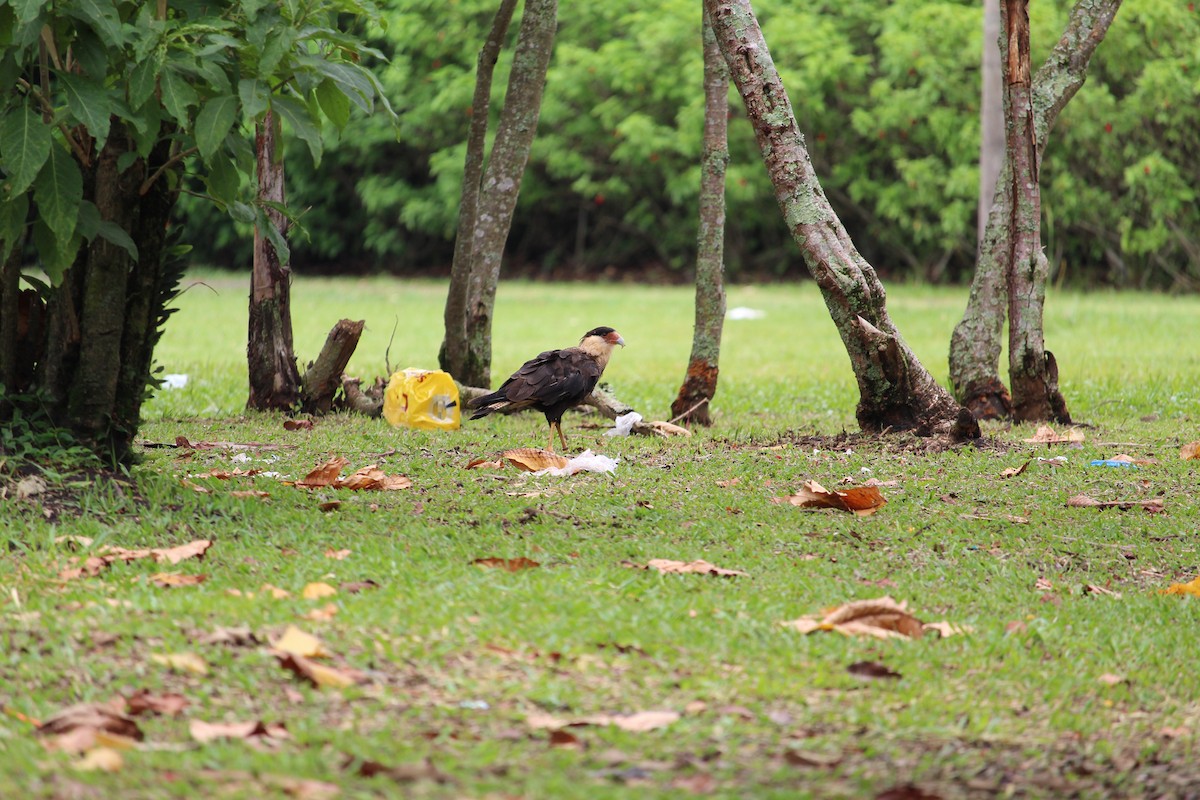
[727,307,766,320]
[161,374,189,389]
[532,449,619,476]
[605,411,643,437]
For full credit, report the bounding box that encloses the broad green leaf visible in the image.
[70,26,109,79]
[30,217,78,286]
[13,0,47,25]
[228,201,255,224]
[271,95,322,165]
[160,67,198,127]
[0,103,52,198]
[194,95,238,160]
[128,57,160,110]
[203,151,239,205]
[76,198,101,239]
[96,220,138,260]
[0,193,28,262]
[33,144,83,241]
[60,74,114,150]
[238,79,270,119]
[64,0,124,48]
[255,204,290,265]
[315,78,351,130]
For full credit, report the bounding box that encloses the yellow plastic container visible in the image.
[382,368,461,431]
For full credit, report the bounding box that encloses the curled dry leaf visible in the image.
[780,597,963,641]
[847,660,902,680]
[649,420,692,437]
[150,652,209,675]
[1000,461,1030,479]
[124,689,188,717]
[302,603,339,622]
[1084,584,1123,598]
[58,539,214,581]
[624,559,748,578]
[37,702,143,753]
[325,548,351,560]
[1024,425,1085,444]
[283,418,314,431]
[189,719,290,744]
[1161,576,1200,597]
[472,557,541,572]
[274,651,364,689]
[348,755,451,784]
[1067,495,1165,512]
[340,579,380,594]
[73,747,124,772]
[500,448,571,472]
[271,625,330,658]
[777,480,886,516]
[301,582,337,600]
[1097,673,1128,686]
[296,457,350,488]
[1181,441,1200,461]
[526,710,680,732]
[150,572,206,588]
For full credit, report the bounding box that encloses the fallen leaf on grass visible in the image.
[1097,673,1128,686]
[1084,584,1123,599]
[783,749,842,768]
[175,437,295,452]
[229,490,270,500]
[1000,461,1030,478]
[274,652,363,689]
[623,559,748,578]
[189,719,290,744]
[124,689,188,717]
[847,661,902,680]
[780,597,965,640]
[472,557,541,572]
[339,579,380,593]
[774,480,886,516]
[348,755,451,783]
[1160,576,1200,597]
[876,784,945,800]
[318,500,341,512]
[283,418,314,431]
[73,747,124,772]
[296,457,411,491]
[301,582,337,599]
[271,625,330,658]
[261,583,292,599]
[197,626,261,647]
[671,773,717,794]
[150,572,207,587]
[301,603,339,622]
[1181,441,1200,460]
[59,539,213,581]
[1024,425,1085,444]
[1067,495,1165,512]
[325,548,351,560]
[150,652,209,675]
[37,703,143,753]
[526,710,680,732]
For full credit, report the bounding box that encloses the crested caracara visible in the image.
[467,326,626,451]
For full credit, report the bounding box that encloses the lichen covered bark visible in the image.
[672,10,729,427]
[704,0,975,437]
[462,0,558,388]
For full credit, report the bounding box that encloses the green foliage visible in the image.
[0,388,101,474]
[178,0,1197,288]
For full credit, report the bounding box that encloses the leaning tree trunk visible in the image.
[949,0,1122,419]
[247,109,301,411]
[704,0,977,437]
[440,0,520,382]
[671,9,729,427]
[459,0,558,388]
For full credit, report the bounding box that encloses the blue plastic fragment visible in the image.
[1088,460,1135,468]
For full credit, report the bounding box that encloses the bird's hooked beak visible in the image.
[607,332,626,347]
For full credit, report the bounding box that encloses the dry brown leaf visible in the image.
[189,719,290,744]
[625,559,748,578]
[274,651,363,689]
[472,557,541,572]
[1161,576,1200,597]
[37,703,143,753]
[271,625,330,658]
[261,583,292,599]
[649,420,692,437]
[124,689,188,717]
[283,418,314,431]
[1024,425,1085,444]
[150,572,206,588]
[151,540,213,564]
[339,579,380,593]
[150,652,209,675]
[1097,673,1127,686]
[318,501,342,512]
[1000,461,1030,478]
[301,603,339,622]
[921,621,972,638]
[1181,441,1200,460]
[525,710,680,732]
[74,747,124,772]
[301,582,337,600]
[501,448,571,472]
[1067,495,1165,512]
[1084,584,1123,598]
[466,457,505,470]
[197,626,261,647]
[296,457,350,488]
[778,480,886,516]
[325,548,351,560]
[847,660,902,680]
[349,756,450,783]
[229,490,271,500]
[58,539,213,581]
[781,597,934,640]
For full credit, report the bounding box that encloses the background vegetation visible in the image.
[176,0,1199,288]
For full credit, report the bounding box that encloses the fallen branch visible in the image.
[301,319,364,414]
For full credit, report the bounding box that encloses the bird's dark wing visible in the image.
[502,347,602,412]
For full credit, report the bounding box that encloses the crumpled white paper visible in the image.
[605,411,643,437]
[532,449,619,476]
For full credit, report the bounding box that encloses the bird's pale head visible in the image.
[582,326,625,348]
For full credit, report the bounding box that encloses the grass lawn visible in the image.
[3,273,1200,798]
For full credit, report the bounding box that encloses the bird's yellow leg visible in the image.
[545,424,556,453]
[556,421,568,451]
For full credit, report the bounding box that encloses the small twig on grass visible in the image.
[668,397,708,425]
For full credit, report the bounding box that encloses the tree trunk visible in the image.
[1,125,181,465]
[949,0,1122,419]
[671,9,729,427]
[704,0,977,438]
[247,109,301,411]
[459,0,558,388]
[440,0,520,382]
[1001,0,1070,423]
[978,0,1005,246]
[300,318,365,414]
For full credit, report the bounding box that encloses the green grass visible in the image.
[3,274,1200,798]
